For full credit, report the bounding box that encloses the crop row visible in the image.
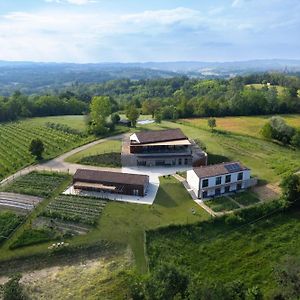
[3,172,69,197]
[0,120,89,180]
[41,195,107,225]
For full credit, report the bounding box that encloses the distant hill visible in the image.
[0,59,300,95]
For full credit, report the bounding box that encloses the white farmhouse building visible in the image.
[187,162,256,199]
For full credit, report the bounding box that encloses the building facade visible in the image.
[73,169,149,197]
[121,128,207,167]
[187,162,257,199]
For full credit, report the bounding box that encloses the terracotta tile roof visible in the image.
[74,169,149,186]
[193,162,249,179]
[134,128,187,144]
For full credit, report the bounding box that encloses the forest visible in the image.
[0,72,300,123]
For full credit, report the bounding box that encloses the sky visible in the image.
[0,0,299,63]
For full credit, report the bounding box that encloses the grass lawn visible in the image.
[181,114,300,138]
[0,176,209,273]
[66,140,122,164]
[23,115,88,132]
[161,120,300,183]
[232,191,261,207]
[205,196,239,212]
[146,208,300,296]
[245,83,286,96]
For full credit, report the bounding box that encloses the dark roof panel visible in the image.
[134,128,187,144]
[193,162,249,179]
[74,169,149,186]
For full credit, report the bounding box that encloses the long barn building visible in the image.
[73,169,149,197]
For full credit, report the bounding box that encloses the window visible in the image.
[178,158,182,165]
[225,186,230,193]
[225,175,231,183]
[238,172,243,180]
[202,191,208,198]
[133,189,139,196]
[184,158,188,165]
[215,188,221,196]
[215,176,222,185]
[237,183,242,190]
[202,179,209,188]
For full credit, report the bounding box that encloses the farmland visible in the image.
[181,114,300,138]
[2,172,70,197]
[0,116,93,181]
[146,207,300,296]
[0,211,24,244]
[41,195,107,225]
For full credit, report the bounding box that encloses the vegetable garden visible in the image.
[0,211,24,244]
[41,195,107,225]
[2,172,70,197]
[0,120,91,180]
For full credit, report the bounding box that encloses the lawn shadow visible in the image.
[155,187,177,208]
[207,153,230,165]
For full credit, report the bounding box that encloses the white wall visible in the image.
[186,170,200,197]
[198,169,251,198]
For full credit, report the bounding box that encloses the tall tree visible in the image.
[126,105,140,127]
[89,96,112,134]
[29,139,44,160]
[208,117,217,131]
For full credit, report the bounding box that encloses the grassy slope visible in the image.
[66,140,122,163]
[25,248,132,300]
[0,176,209,273]
[147,209,300,296]
[181,114,300,138]
[166,120,300,183]
[23,115,88,131]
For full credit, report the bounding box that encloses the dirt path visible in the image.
[0,133,126,187]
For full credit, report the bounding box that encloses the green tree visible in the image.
[280,173,300,207]
[89,96,112,134]
[126,105,140,127]
[144,264,189,300]
[291,130,300,148]
[154,110,162,124]
[29,139,44,159]
[274,256,300,299]
[3,274,27,300]
[208,117,217,131]
[111,113,121,124]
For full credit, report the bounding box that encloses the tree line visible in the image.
[1,72,300,123]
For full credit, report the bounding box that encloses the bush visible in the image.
[2,274,27,300]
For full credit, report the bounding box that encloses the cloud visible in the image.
[45,0,96,5]
[0,4,299,62]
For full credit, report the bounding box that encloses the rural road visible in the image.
[0,133,127,187]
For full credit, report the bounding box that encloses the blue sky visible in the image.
[0,0,299,62]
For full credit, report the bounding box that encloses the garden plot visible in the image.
[0,192,43,212]
[41,195,107,226]
[2,172,69,197]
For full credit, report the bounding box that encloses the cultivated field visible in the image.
[181,114,300,138]
[0,211,24,245]
[0,116,93,181]
[2,172,69,197]
[0,192,43,212]
[41,195,107,225]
